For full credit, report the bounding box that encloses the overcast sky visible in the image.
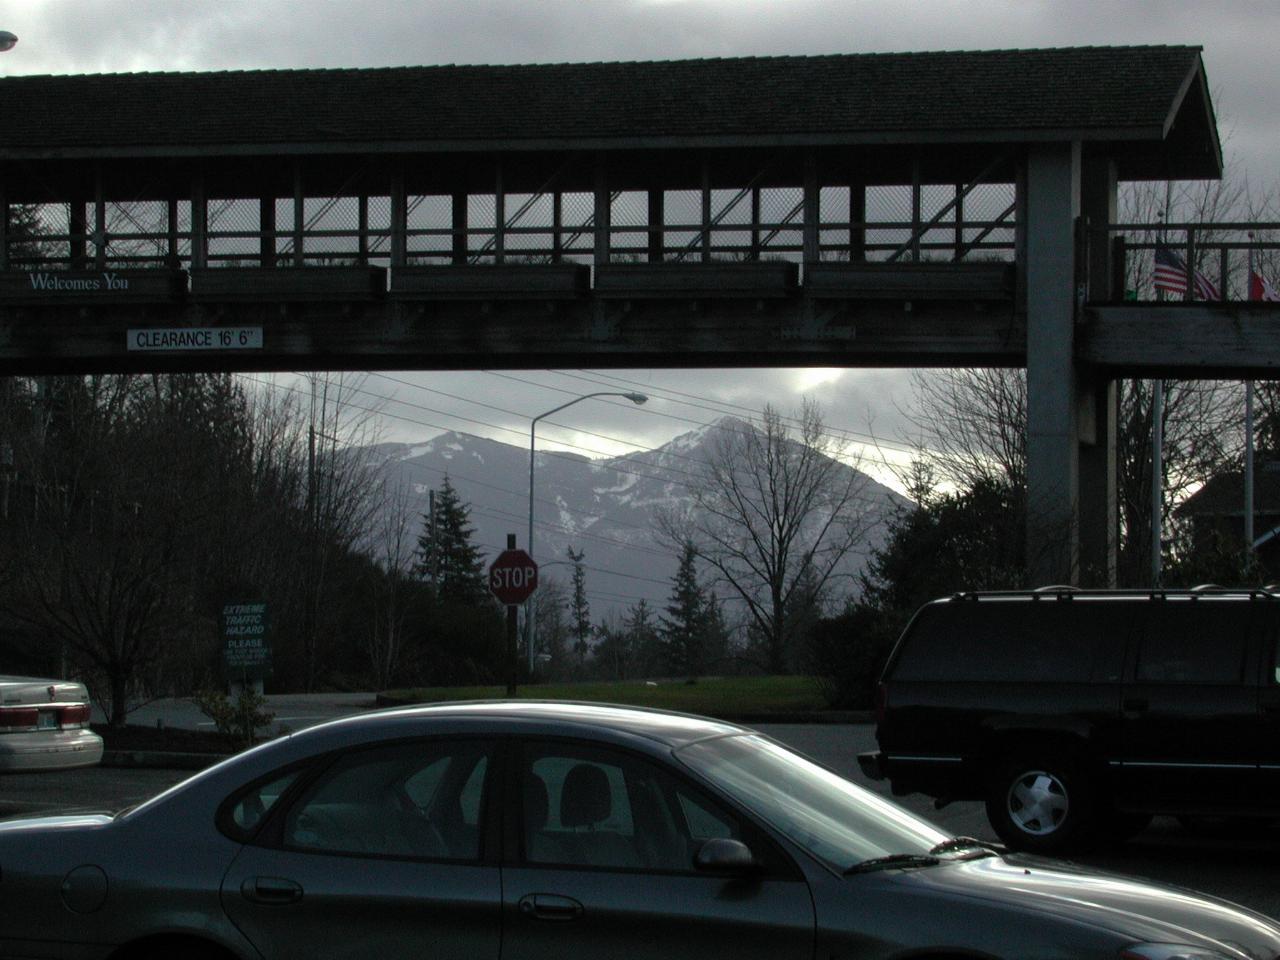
[1,0,1274,487]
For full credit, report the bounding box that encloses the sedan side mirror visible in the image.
[694,837,758,876]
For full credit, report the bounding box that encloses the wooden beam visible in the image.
[190,172,207,270]
[750,186,762,261]
[259,195,276,267]
[910,155,921,262]
[593,156,610,267]
[69,196,88,270]
[701,159,712,262]
[494,158,505,265]
[648,189,663,263]
[0,295,1025,376]
[451,191,467,265]
[292,162,305,267]
[552,191,563,263]
[390,169,407,268]
[0,179,8,271]
[849,177,865,262]
[803,152,819,264]
[1082,304,1280,374]
[93,163,106,271]
[357,193,369,265]
[166,196,179,269]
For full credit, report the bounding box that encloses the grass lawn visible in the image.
[380,675,830,716]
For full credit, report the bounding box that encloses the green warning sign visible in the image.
[222,601,271,674]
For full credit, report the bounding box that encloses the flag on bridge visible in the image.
[1250,269,1280,302]
[1153,245,1220,300]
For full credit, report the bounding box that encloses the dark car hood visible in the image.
[894,854,1280,958]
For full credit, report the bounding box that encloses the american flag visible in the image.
[1250,270,1280,302]
[1153,245,1219,300]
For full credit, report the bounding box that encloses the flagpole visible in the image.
[1152,378,1163,586]
[1246,235,1256,555]
[1151,209,1168,587]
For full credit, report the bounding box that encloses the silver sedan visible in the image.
[1,701,1278,960]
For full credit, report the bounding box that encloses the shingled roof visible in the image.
[0,46,1220,177]
[1177,467,1280,519]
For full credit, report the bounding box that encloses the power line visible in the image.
[239,375,681,557]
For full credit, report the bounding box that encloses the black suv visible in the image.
[858,588,1280,853]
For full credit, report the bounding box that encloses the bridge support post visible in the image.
[1078,157,1119,586]
[1024,142,1082,585]
[0,180,8,270]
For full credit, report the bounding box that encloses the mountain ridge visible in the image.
[359,416,909,619]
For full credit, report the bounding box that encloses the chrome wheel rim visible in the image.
[1006,770,1069,836]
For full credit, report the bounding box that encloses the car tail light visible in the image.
[0,708,39,729]
[875,682,888,728]
[59,705,91,726]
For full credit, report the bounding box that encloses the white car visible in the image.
[0,676,102,771]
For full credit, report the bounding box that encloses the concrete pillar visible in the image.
[1078,157,1119,586]
[1078,380,1117,585]
[1024,143,1081,585]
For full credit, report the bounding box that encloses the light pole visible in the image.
[527,391,647,674]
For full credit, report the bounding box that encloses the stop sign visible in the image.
[488,549,539,605]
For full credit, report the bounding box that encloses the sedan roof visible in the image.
[312,700,747,749]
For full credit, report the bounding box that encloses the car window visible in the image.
[1135,599,1250,684]
[677,733,948,872]
[677,790,734,841]
[521,742,741,873]
[282,740,490,861]
[891,599,1130,683]
[227,769,302,838]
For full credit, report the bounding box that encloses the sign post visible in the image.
[489,537,538,697]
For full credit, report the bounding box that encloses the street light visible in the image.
[527,391,647,674]
[0,32,17,53]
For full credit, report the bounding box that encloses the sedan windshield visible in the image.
[676,734,949,872]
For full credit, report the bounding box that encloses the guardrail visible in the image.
[1099,221,1280,303]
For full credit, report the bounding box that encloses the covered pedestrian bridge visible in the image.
[0,45,1261,584]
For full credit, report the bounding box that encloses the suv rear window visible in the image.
[890,599,1129,683]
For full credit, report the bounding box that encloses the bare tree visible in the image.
[366,478,416,689]
[905,368,1026,490]
[299,373,384,690]
[660,401,878,674]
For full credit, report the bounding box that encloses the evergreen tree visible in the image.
[660,541,708,678]
[624,599,662,677]
[567,547,591,669]
[414,476,487,606]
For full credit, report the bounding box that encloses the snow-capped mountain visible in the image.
[359,417,909,620]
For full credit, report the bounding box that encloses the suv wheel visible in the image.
[986,756,1094,853]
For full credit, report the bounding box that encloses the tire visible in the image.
[985,754,1095,854]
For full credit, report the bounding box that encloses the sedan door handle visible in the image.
[518,893,583,922]
[241,876,303,905]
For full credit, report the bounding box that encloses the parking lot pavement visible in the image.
[0,766,192,820]
[104,692,381,737]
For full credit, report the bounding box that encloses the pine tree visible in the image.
[624,598,662,678]
[660,541,708,679]
[414,476,488,606]
[567,546,591,669]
